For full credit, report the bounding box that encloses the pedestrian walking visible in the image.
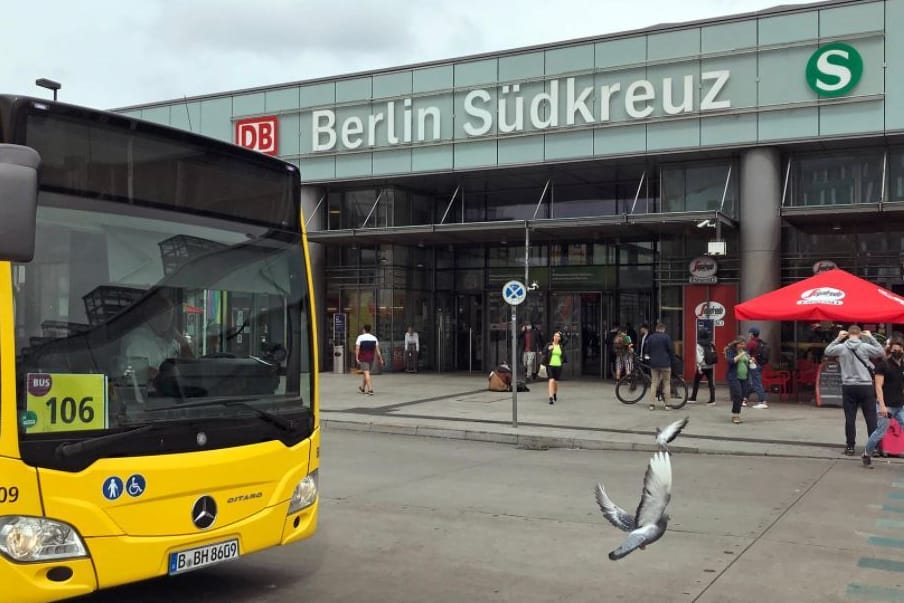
[824,325,885,456]
[355,324,384,395]
[862,337,904,467]
[745,326,769,409]
[645,322,676,411]
[689,329,716,405]
[404,326,420,373]
[542,331,567,405]
[725,337,750,424]
[520,322,543,381]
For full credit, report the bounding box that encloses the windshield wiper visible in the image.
[56,424,156,459]
[149,397,297,432]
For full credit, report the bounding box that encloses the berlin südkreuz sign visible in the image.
[311,70,732,152]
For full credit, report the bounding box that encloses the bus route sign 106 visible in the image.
[24,373,108,433]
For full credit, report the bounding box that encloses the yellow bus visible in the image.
[0,96,319,602]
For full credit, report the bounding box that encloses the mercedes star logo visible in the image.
[191,495,218,530]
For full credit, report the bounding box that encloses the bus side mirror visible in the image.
[0,144,40,262]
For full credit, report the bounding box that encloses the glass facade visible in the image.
[118,0,904,385]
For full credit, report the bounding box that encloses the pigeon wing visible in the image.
[608,524,660,561]
[656,416,689,449]
[594,483,635,532]
[634,451,672,528]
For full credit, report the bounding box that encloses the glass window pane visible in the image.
[685,165,729,212]
[660,167,685,212]
[553,182,618,218]
[794,152,883,206]
[890,149,904,202]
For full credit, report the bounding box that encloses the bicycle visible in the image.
[615,355,688,409]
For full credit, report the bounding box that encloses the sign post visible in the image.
[502,280,527,428]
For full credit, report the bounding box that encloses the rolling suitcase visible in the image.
[881,417,904,457]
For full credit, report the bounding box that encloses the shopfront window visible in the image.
[791,151,883,207]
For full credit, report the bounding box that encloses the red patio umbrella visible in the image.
[734,268,904,323]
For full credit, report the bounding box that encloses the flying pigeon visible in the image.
[655,416,689,452]
[594,451,673,561]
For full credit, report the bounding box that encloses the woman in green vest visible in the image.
[543,331,568,405]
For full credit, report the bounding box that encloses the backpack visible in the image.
[703,343,718,366]
[753,340,769,365]
[613,332,626,353]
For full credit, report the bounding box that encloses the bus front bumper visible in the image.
[2,499,317,602]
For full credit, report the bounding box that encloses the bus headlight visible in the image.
[288,470,318,514]
[0,516,87,562]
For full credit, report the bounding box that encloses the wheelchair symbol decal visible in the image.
[126,474,147,498]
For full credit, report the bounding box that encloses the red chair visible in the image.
[761,364,792,399]
[796,360,818,389]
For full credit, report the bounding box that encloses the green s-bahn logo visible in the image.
[806,42,863,97]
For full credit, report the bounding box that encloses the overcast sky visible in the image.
[3,0,818,110]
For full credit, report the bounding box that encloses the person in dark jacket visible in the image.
[862,338,904,467]
[645,322,676,411]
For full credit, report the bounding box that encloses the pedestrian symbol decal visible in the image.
[502,280,527,306]
[126,474,147,498]
[103,476,123,501]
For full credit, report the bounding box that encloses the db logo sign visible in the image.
[235,116,279,155]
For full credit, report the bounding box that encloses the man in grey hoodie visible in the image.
[824,325,885,456]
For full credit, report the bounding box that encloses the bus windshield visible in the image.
[8,99,314,470]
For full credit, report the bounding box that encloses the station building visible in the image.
[117,0,904,379]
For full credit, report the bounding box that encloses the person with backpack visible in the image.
[745,327,769,409]
[613,329,634,381]
[689,329,717,405]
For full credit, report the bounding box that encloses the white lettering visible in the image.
[417,106,440,142]
[598,83,621,122]
[312,110,336,152]
[403,98,413,143]
[309,69,735,151]
[529,80,559,129]
[499,84,525,133]
[816,49,852,92]
[463,89,493,136]
[663,75,694,115]
[367,112,384,147]
[701,70,731,111]
[566,78,593,125]
[386,101,400,144]
[341,116,364,149]
[625,80,654,118]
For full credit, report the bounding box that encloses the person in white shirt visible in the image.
[404,326,420,373]
[355,324,384,394]
[123,293,193,385]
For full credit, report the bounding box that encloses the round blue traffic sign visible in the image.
[502,280,527,306]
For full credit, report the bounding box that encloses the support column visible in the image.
[300,186,327,372]
[739,147,782,358]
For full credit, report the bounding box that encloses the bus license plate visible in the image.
[168,539,240,575]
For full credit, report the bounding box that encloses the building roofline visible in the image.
[112,0,867,112]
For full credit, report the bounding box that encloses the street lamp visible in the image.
[35,78,61,101]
